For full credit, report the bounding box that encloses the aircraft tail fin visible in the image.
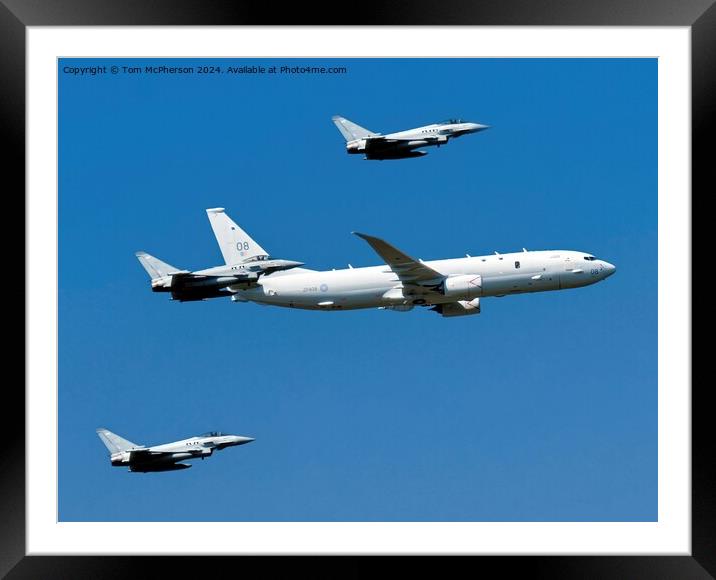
[135,252,182,280]
[331,116,377,141]
[206,208,269,265]
[96,428,141,453]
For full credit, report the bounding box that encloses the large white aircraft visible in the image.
[97,428,255,472]
[137,208,616,317]
[332,115,488,159]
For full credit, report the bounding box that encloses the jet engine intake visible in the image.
[441,274,482,300]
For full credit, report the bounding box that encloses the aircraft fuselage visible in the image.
[107,434,255,473]
[232,250,615,311]
[345,121,488,160]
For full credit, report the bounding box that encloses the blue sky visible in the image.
[58,58,657,521]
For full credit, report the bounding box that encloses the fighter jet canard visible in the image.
[97,428,255,472]
[139,208,616,317]
[331,115,489,160]
[136,208,304,302]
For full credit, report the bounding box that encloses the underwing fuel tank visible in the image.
[367,150,428,160]
[129,463,192,473]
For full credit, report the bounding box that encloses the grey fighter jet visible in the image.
[136,208,303,302]
[332,115,489,159]
[97,428,255,472]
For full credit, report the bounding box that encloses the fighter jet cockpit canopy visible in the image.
[583,255,599,261]
[442,118,465,124]
[200,431,227,437]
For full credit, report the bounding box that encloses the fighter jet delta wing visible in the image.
[352,232,444,288]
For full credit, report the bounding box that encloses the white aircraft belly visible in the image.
[245,268,398,310]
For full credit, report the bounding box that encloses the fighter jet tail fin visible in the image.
[96,428,141,453]
[331,116,377,141]
[206,208,269,265]
[135,252,182,280]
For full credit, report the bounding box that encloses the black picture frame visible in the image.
[7,1,708,577]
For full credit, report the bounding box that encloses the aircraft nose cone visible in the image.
[279,260,304,270]
[603,261,616,278]
[235,436,255,445]
[470,123,490,132]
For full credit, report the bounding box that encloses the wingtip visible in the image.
[206,207,225,214]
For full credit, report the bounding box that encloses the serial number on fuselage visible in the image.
[302,286,318,293]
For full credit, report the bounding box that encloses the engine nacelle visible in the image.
[435,298,481,317]
[441,275,482,300]
[382,304,414,312]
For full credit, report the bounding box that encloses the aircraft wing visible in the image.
[353,232,444,285]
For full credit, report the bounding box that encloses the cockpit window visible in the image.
[244,255,269,262]
[200,431,225,437]
[583,256,598,261]
[441,118,464,125]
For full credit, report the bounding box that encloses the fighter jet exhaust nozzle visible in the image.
[346,140,365,154]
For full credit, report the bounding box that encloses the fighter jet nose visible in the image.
[280,260,304,270]
[471,123,490,132]
[236,436,255,445]
[603,262,616,278]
